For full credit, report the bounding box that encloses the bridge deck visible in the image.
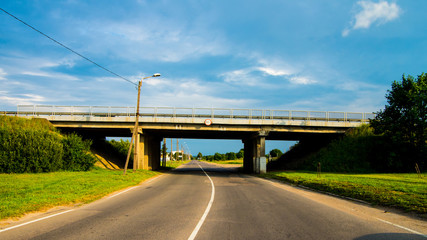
[5,105,374,128]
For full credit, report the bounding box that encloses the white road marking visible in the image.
[0,174,163,233]
[107,174,162,199]
[188,162,215,240]
[106,186,139,199]
[376,218,427,238]
[0,209,74,233]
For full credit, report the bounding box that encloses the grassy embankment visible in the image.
[0,161,189,221]
[0,168,160,220]
[260,171,427,214]
[0,162,190,219]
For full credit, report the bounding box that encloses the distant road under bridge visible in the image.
[9,105,375,173]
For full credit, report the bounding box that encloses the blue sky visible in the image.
[1,0,426,155]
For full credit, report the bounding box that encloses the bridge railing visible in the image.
[13,105,376,124]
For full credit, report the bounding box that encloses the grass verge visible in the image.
[0,167,161,220]
[202,159,243,165]
[260,171,427,214]
[163,160,190,169]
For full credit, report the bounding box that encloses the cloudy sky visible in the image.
[1,0,426,154]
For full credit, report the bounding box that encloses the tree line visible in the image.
[198,148,283,161]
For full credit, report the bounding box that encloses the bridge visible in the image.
[9,105,375,173]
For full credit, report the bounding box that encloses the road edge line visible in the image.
[188,162,215,240]
[0,209,74,233]
[376,218,427,238]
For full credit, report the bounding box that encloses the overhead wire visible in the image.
[0,7,137,86]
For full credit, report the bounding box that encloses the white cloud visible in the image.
[0,92,46,106]
[78,18,228,63]
[220,68,261,86]
[220,55,317,87]
[343,0,401,37]
[137,76,257,108]
[21,71,79,81]
[256,57,296,76]
[289,76,316,85]
[1,54,80,81]
[0,68,6,80]
[142,91,256,109]
[257,67,290,77]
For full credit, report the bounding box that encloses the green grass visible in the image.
[160,160,190,170]
[260,171,427,214]
[0,167,161,220]
[202,159,243,165]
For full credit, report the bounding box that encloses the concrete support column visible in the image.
[150,137,161,170]
[243,139,254,173]
[133,132,162,171]
[254,136,266,174]
[133,131,143,171]
[243,130,268,174]
[141,134,150,170]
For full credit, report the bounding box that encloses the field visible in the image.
[0,168,161,220]
[261,171,427,214]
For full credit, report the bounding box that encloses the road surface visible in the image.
[1,160,426,239]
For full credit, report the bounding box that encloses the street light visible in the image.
[124,73,161,175]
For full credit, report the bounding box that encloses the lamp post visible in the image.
[124,73,161,175]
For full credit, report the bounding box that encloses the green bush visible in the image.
[306,125,390,173]
[0,127,63,173]
[62,133,96,171]
[107,139,133,162]
[0,116,96,173]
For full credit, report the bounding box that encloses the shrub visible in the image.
[306,125,390,173]
[62,133,96,171]
[107,139,133,161]
[0,116,96,173]
[0,127,63,173]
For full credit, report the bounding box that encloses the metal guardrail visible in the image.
[11,105,376,123]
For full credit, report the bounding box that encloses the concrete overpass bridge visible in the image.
[12,105,375,173]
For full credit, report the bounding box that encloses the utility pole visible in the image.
[123,73,160,175]
[177,139,179,161]
[124,80,141,175]
[162,138,166,167]
[171,138,173,161]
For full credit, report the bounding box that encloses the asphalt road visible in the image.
[1,160,426,240]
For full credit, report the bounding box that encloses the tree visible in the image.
[225,152,237,160]
[214,152,224,160]
[236,149,244,159]
[269,148,283,158]
[371,73,427,170]
[197,152,203,160]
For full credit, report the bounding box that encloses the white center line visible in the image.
[188,162,215,240]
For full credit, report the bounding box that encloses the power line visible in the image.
[0,7,137,86]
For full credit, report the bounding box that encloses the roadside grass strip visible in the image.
[202,159,243,165]
[0,168,161,220]
[165,160,191,169]
[260,171,427,214]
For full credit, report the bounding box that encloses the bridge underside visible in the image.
[56,121,346,174]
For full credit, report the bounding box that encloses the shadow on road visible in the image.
[354,233,426,240]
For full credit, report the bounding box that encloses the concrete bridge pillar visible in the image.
[133,130,161,171]
[243,130,268,174]
[243,139,254,173]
